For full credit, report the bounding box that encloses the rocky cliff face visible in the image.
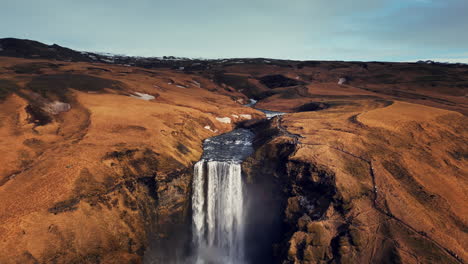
[243,99,466,264]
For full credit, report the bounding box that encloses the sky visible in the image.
[1,0,467,62]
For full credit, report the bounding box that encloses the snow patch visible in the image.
[204,125,218,133]
[231,114,239,118]
[191,80,201,88]
[216,117,231,124]
[258,109,285,119]
[130,92,155,101]
[338,77,347,85]
[101,58,114,63]
[239,114,252,119]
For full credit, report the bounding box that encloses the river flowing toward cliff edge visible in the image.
[191,129,254,264]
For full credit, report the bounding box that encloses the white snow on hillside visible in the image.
[130,92,155,101]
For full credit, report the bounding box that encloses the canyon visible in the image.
[0,38,467,264]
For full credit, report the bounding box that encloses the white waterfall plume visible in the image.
[192,160,245,264]
[191,129,253,264]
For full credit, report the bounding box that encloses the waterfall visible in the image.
[192,160,245,264]
[191,128,254,264]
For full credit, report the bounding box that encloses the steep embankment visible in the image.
[244,98,467,263]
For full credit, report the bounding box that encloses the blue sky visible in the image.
[1,0,467,62]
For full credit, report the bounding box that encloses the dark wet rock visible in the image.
[201,128,254,162]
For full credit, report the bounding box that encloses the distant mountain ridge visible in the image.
[0,38,268,69]
[0,38,94,62]
[1,38,467,68]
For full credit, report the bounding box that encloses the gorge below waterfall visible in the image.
[143,116,287,264]
[192,129,254,264]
